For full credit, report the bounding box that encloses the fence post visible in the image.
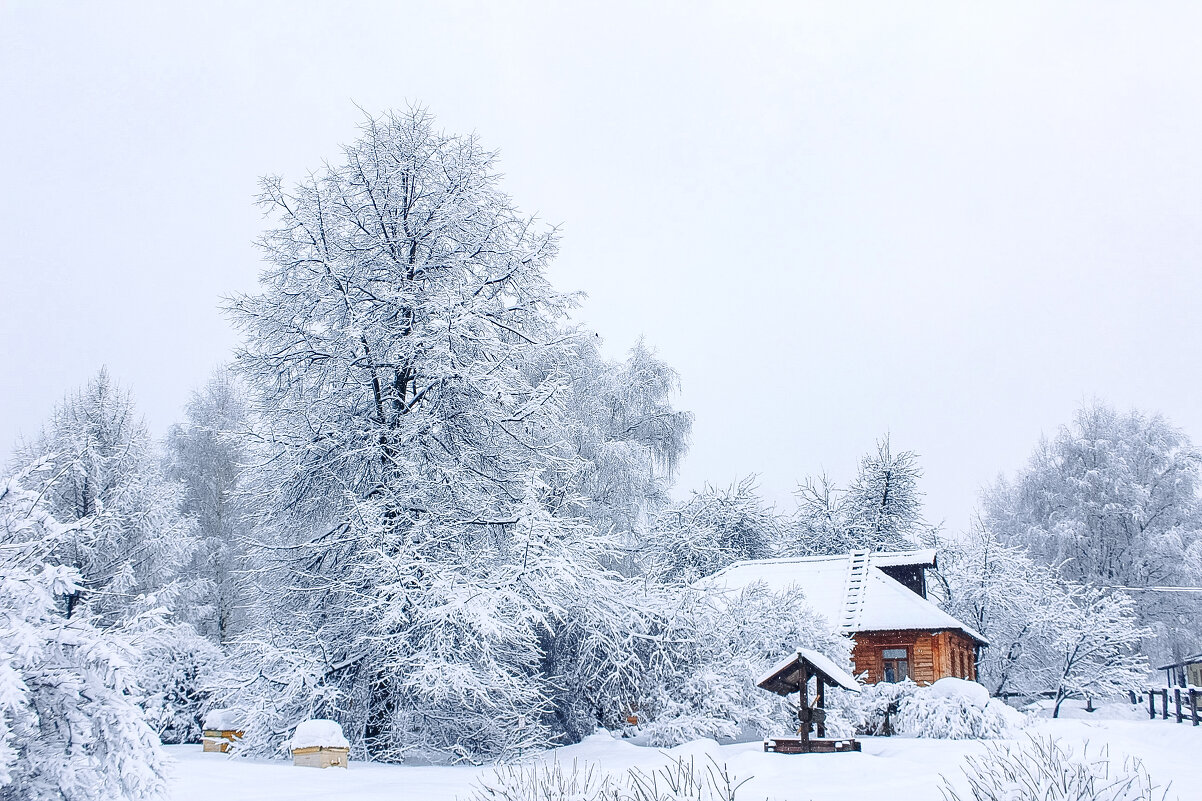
[1162,688,1170,719]
[1175,688,1183,723]
[1149,690,1156,719]
[1129,690,1138,706]
[1191,689,1199,727]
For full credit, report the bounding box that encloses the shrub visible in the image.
[851,678,1025,739]
[940,735,1170,801]
[466,754,748,801]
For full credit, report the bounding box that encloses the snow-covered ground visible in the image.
[167,710,1202,801]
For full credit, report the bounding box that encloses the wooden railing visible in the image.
[1132,688,1200,725]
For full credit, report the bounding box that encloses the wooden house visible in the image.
[698,549,988,686]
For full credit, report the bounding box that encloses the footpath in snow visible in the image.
[167,715,1202,801]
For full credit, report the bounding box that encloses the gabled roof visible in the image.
[696,551,988,645]
[758,648,862,696]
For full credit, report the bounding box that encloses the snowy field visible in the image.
[167,711,1202,801]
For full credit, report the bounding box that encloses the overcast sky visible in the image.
[3,1,1201,531]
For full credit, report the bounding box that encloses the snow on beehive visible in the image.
[203,708,245,732]
[289,719,350,751]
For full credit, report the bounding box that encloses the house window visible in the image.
[881,648,909,683]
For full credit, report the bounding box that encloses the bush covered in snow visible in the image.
[940,735,1170,801]
[468,755,748,801]
[137,622,222,744]
[851,678,1024,739]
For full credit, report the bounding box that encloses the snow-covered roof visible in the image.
[869,548,937,569]
[1156,652,1202,670]
[697,552,988,645]
[758,648,861,695]
[289,719,350,751]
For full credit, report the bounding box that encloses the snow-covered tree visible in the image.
[164,367,252,642]
[10,368,198,625]
[0,466,168,801]
[789,474,855,555]
[785,437,933,556]
[1048,586,1148,717]
[843,436,929,551]
[642,478,780,584]
[934,524,1074,698]
[557,339,692,539]
[985,402,1202,666]
[220,107,688,762]
[936,524,1149,713]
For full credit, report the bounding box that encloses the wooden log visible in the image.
[1175,688,1183,723]
[1149,690,1156,719]
[1162,688,1170,719]
[1191,689,1199,727]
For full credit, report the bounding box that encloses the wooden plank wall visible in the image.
[851,630,979,685]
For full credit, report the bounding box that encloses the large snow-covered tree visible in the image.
[984,402,1202,665]
[0,466,168,801]
[10,368,198,625]
[936,524,1149,713]
[220,108,688,762]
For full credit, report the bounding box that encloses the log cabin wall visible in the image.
[851,629,979,685]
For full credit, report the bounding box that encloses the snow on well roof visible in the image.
[758,648,862,694]
[696,552,988,645]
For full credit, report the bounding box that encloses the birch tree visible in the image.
[164,367,252,642]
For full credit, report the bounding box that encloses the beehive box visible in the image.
[289,719,351,769]
[201,709,244,753]
[291,745,350,768]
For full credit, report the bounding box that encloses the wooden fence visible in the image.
[1131,688,1200,725]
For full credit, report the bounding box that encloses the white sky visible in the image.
[3,1,1201,531]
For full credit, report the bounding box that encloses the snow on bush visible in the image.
[138,622,222,744]
[940,735,1170,801]
[851,678,1024,739]
[467,755,748,801]
[289,719,350,750]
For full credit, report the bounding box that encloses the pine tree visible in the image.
[0,466,168,801]
[11,368,198,625]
